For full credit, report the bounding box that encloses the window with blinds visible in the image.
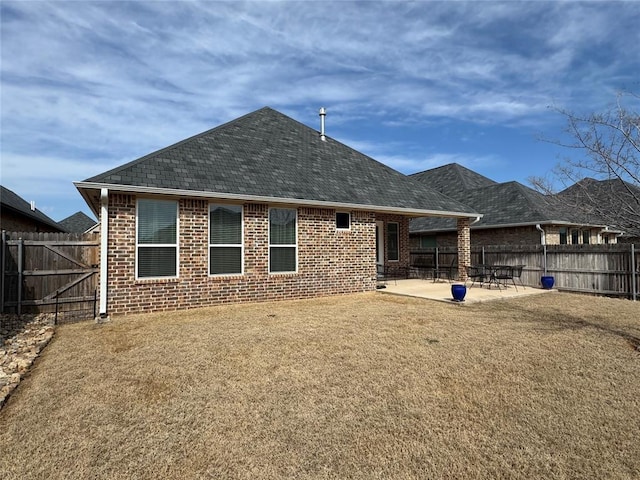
[136,199,178,278]
[269,208,297,273]
[209,204,243,275]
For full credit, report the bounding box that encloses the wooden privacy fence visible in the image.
[1,231,100,322]
[411,244,639,300]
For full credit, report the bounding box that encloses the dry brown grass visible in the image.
[0,292,639,479]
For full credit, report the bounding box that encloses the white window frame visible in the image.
[387,222,400,262]
[336,211,351,230]
[209,203,244,277]
[135,198,179,280]
[269,207,298,274]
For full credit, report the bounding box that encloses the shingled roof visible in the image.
[409,163,606,233]
[410,163,497,191]
[59,211,97,233]
[1,185,64,231]
[76,107,477,218]
[557,178,640,236]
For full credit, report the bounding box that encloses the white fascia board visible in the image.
[73,181,482,219]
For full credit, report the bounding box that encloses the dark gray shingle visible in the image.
[83,107,476,215]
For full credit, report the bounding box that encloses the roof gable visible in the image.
[410,163,497,194]
[59,211,97,233]
[79,107,476,217]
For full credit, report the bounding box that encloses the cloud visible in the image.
[1,0,638,217]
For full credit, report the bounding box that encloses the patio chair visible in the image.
[376,264,388,288]
[410,254,435,279]
[377,264,409,287]
[466,265,487,288]
[511,264,526,289]
[433,257,457,283]
[492,266,517,291]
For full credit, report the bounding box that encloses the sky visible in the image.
[1,1,639,222]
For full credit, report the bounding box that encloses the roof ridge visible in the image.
[83,106,276,182]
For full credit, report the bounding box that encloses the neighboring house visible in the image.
[557,178,640,243]
[75,107,479,316]
[59,211,98,233]
[409,163,621,248]
[0,185,65,232]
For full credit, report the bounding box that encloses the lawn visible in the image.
[0,292,639,479]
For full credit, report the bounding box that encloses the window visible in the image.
[137,199,178,278]
[269,208,297,273]
[604,235,610,244]
[387,222,399,261]
[420,235,436,249]
[559,227,568,245]
[582,230,590,245]
[209,204,243,275]
[336,212,350,230]
[571,229,579,245]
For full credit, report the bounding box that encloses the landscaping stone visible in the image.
[0,314,55,410]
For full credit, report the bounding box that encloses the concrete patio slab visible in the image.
[377,278,554,304]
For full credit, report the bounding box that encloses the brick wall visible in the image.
[104,195,386,315]
[0,211,61,233]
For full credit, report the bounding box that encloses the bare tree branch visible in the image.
[531,91,640,238]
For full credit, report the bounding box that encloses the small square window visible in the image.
[336,212,350,230]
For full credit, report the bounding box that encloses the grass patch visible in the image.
[1,292,639,479]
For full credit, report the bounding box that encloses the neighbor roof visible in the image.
[409,164,607,233]
[75,107,478,218]
[59,211,97,233]
[1,185,64,231]
[410,163,497,191]
[557,177,640,235]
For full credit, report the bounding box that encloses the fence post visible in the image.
[631,244,637,302]
[435,247,439,271]
[481,246,485,265]
[17,237,23,316]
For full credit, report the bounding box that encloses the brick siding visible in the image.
[103,195,412,316]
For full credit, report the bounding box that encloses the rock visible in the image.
[0,313,56,411]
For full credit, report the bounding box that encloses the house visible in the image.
[409,163,621,248]
[0,185,65,233]
[74,107,479,316]
[557,178,640,243]
[59,211,98,233]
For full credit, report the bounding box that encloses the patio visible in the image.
[377,278,554,304]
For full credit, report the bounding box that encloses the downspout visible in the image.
[99,188,109,320]
[535,224,546,245]
[536,224,547,276]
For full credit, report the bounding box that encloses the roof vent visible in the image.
[30,201,36,211]
[319,107,326,141]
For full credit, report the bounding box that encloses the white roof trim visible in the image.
[74,181,482,220]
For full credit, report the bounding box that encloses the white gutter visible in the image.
[74,181,482,220]
[536,224,546,245]
[471,216,482,226]
[99,188,109,318]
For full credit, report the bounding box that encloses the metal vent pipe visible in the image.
[319,107,326,141]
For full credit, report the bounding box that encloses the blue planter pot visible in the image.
[451,284,467,302]
[541,276,555,290]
